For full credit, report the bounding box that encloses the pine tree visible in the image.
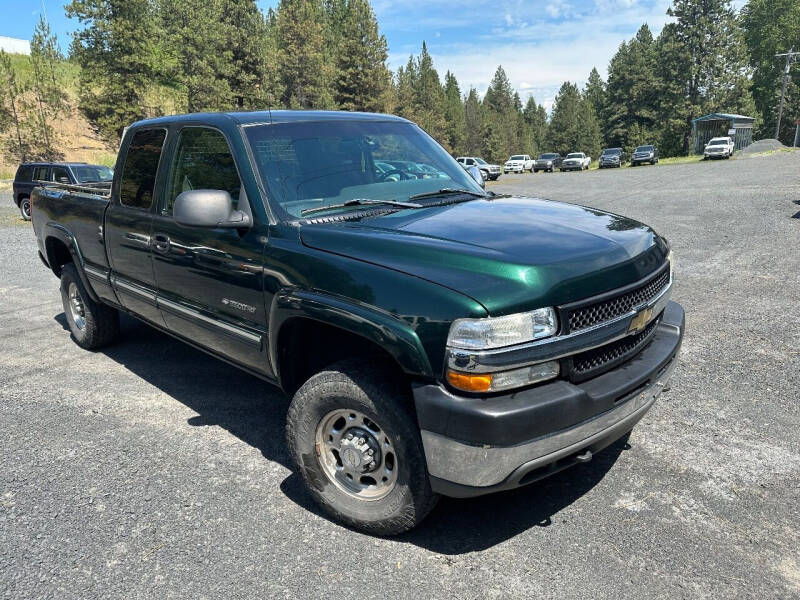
[657,0,755,153]
[160,0,236,112]
[30,16,66,158]
[546,81,583,156]
[334,0,392,112]
[463,87,484,156]
[0,50,29,160]
[741,0,800,142]
[67,0,161,141]
[222,0,271,109]
[276,0,333,108]
[411,42,447,143]
[443,71,466,154]
[583,67,606,145]
[523,95,548,154]
[605,25,659,150]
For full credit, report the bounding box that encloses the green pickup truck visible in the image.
[31,111,683,535]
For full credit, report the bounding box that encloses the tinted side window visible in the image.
[52,166,70,183]
[164,128,241,214]
[32,166,50,181]
[15,165,32,182]
[120,129,167,209]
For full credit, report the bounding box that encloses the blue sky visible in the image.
[3,0,681,109]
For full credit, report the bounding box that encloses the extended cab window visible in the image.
[164,127,241,214]
[120,128,167,209]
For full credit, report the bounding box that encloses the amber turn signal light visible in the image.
[446,370,492,393]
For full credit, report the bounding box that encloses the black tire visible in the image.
[60,263,120,349]
[19,196,31,221]
[286,360,439,535]
[480,169,489,181]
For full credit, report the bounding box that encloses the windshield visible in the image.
[602,148,621,155]
[73,165,113,183]
[509,155,525,161]
[635,146,654,152]
[244,120,483,219]
[473,157,488,165]
[566,153,582,159]
[708,139,727,146]
[539,153,558,159]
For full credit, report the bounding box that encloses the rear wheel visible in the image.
[286,360,438,535]
[60,264,120,349]
[19,197,31,221]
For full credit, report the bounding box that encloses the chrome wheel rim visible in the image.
[68,282,86,330]
[21,200,30,219]
[315,409,398,501]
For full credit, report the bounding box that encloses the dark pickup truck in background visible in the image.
[13,161,113,220]
[32,110,684,535]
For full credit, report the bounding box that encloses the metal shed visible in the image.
[692,113,755,154]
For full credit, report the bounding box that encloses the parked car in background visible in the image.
[533,153,563,173]
[560,152,591,171]
[599,148,626,168]
[456,156,501,181]
[503,154,533,174]
[703,137,735,160]
[12,161,113,221]
[630,145,659,166]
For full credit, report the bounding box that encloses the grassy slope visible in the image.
[1,54,184,179]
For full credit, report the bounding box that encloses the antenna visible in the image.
[268,106,273,124]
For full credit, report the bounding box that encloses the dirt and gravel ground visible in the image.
[1,151,799,599]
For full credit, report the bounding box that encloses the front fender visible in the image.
[268,289,434,384]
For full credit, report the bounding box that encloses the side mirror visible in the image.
[173,189,251,229]
[466,165,485,188]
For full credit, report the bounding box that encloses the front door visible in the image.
[150,126,267,374]
[105,127,168,325]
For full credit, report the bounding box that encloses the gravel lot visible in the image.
[2,151,799,599]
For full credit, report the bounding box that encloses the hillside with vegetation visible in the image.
[0,0,798,177]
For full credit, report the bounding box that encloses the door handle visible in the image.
[152,233,170,253]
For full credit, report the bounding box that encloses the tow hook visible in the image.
[575,449,593,463]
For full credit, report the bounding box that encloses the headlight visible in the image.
[547,161,552,165]
[447,307,558,350]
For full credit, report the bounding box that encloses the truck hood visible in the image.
[299,196,668,315]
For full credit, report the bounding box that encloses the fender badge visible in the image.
[222,298,256,314]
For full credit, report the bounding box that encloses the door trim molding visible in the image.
[157,296,263,347]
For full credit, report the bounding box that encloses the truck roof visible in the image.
[19,161,92,167]
[131,110,412,128]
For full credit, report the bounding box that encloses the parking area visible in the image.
[1,151,799,598]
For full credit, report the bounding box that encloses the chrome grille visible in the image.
[569,316,660,381]
[568,267,670,332]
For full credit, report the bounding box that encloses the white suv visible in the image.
[503,154,534,174]
[456,157,502,181]
[704,137,735,160]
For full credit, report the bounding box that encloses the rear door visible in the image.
[150,125,267,373]
[105,127,168,324]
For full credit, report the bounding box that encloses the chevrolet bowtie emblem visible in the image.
[628,307,654,333]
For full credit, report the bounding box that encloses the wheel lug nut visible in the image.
[368,449,374,455]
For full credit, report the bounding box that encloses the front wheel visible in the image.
[19,197,31,221]
[286,360,439,535]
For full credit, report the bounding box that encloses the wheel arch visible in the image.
[270,290,434,396]
[43,225,100,302]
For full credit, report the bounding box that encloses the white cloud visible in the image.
[386,0,673,108]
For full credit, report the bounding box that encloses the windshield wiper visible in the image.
[301,198,422,216]
[407,188,488,202]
